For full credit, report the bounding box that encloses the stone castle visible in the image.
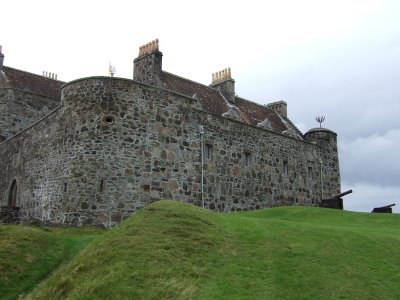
[0,41,340,227]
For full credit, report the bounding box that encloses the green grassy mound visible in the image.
[26,201,400,299]
[0,225,103,300]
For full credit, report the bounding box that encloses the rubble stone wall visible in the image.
[0,77,340,227]
[0,88,60,141]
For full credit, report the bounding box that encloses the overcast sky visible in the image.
[2,0,399,212]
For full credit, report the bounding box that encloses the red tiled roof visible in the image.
[161,71,297,136]
[2,66,64,99]
[161,71,229,117]
[235,97,289,133]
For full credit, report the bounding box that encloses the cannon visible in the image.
[323,190,353,200]
[319,190,353,210]
[372,203,396,213]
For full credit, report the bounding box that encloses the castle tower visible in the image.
[210,68,235,104]
[304,127,341,198]
[133,39,163,87]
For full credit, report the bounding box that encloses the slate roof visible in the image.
[161,71,302,137]
[2,66,64,99]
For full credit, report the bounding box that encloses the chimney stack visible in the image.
[133,39,163,87]
[210,67,235,104]
[0,46,4,73]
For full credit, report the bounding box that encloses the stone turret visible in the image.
[210,68,235,104]
[133,39,163,87]
[304,127,341,198]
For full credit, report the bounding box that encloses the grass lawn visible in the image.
[0,225,104,300]
[23,200,400,300]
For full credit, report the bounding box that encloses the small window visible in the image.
[245,153,251,167]
[98,180,104,193]
[283,161,288,174]
[205,144,213,160]
[307,167,312,179]
[63,183,68,193]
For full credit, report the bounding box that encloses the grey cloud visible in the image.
[340,129,400,187]
[343,182,399,213]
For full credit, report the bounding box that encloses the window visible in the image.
[307,167,313,179]
[205,144,213,160]
[63,183,68,193]
[98,180,104,193]
[245,153,251,167]
[283,161,288,174]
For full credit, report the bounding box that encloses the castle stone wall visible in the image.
[0,88,60,141]
[0,77,340,227]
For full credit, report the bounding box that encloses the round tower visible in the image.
[304,127,341,199]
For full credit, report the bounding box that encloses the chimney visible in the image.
[210,68,235,104]
[133,39,163,87]
[0,46,4,73]
[266,100,287,118]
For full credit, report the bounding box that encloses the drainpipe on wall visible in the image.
[199,125,205,208]
[319,158,324,199]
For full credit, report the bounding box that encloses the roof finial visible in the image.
[316,116,325,128]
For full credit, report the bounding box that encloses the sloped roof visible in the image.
[235,96,288,133]
[161,71,300,137]
[161,71,229,117]
[2,66,64,99]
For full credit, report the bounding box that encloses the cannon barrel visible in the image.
[375,203,396,209]
[323,189,353,200]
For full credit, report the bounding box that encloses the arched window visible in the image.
[8,179,17,208]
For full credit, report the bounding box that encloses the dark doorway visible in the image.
[8,179,17,207]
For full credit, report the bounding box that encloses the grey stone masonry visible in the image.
[0,88,60,141]
[133,51,163,87]
[0,76,340,227]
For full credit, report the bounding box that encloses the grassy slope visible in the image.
[26,201,400,299]
[0,225,103,300]
[202,207,400,299]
